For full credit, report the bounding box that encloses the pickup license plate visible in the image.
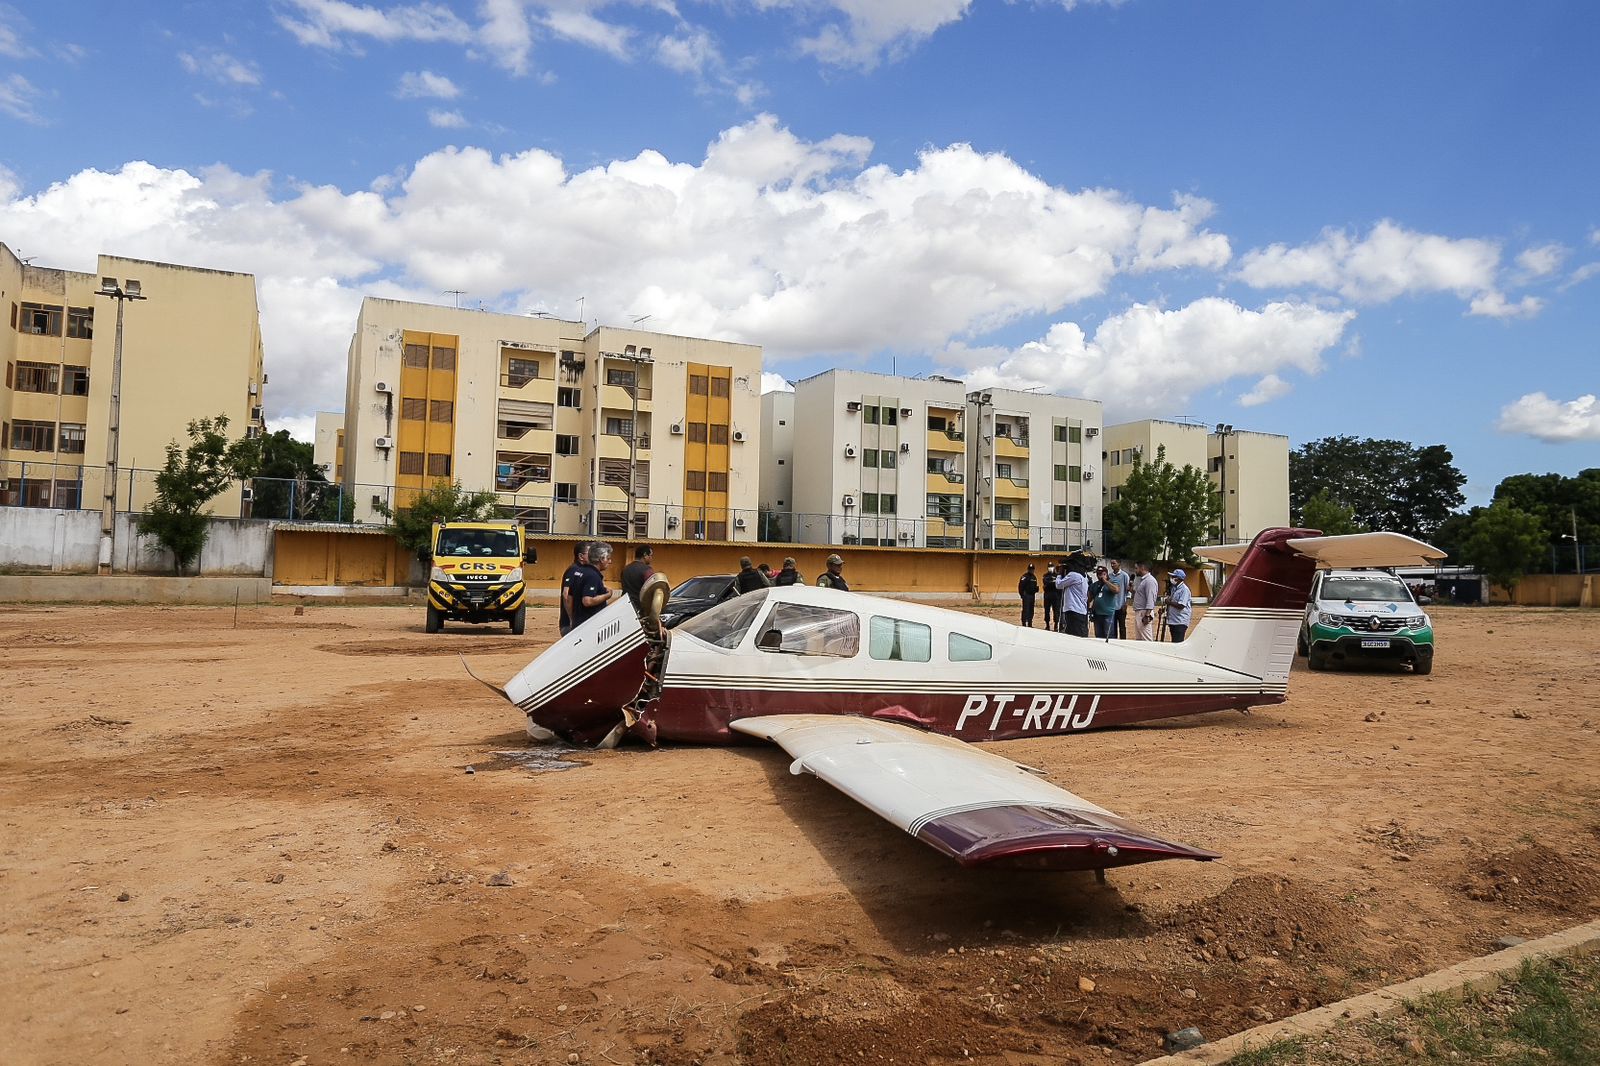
[1360,638,1390,648]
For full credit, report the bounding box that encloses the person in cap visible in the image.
[816,553,849,591]
[1017,563,1039,628]
[1089,564,1118,639]
[734,555,771,594]
[772,557,804,586]
[1165,568,1193,642]
[558,541,589,636]
[1132,561,1160,641]
[1041,561,1061,631]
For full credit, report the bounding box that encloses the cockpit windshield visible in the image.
[436,528,521,558]
[676,591,768,649]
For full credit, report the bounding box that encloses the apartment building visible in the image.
[0,243,266,516]
[1101,419,1290,542]
[966,388,1104,552]
[340,298,762,538]
[783,370,970,547]
[312,411,344,481]
[758,390,795,539]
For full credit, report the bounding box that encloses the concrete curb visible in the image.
[1137,917,1600,1065]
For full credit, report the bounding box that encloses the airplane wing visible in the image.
[730,714,1218,872]
[1196,531,1446,570]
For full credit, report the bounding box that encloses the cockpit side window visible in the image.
[757,603,860,657]
[868,616,932,662]
[948,633,992,662]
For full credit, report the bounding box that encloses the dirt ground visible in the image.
[2,602,1598,1066]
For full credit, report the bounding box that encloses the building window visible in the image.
[707,521,728,540]
[1069,425,1082,443]
[431,346,456,370]
[555,482,578,504]
[401,397,427,420]
[1068,465,1081,482]
[862,448,878,468]
[710,376,730,398]
[607,367,636,388]
[14,362,59,394]
[687,422,707,443]
[67,307,93,340]
[402,343,430,368]
[52,480,82,509]
[880,450,896,469]
[555,434,579,456]
[19,303,62,336]
[1054,505,1068,522]
[709,424,729,445]
[426,454,452,476]
[1054,425,1067,443]
[708,470,728,492]
[605,417,633,437]
[58,423,86,455]
[880,493,897,511]
[994,503,1014,521]
[63,366,89,396]
[398,451,424,475]
[863,405,878,425]
[506,357,539,385]
[689,374,709,396]
[861,492,879,514]
[1070,505,1082,521]
[430,400,454,423]
[557,387,581,408]
[686,470,707,491]
[1054,464,1068,481]
[10,419,54,451]
[926,493,963,524]
[882,407,898,426]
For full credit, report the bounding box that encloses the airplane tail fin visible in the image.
[1176,528,1446,691]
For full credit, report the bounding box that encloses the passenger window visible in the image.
[868,616,932,662]
[757,603,860,657]
[948,633,992,662]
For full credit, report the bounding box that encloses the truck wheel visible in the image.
[426,604,443,634]
[1412,648,1433,675]
[1296,628,1308,657]
[509,605,526,636]
[1307,646,1329,671]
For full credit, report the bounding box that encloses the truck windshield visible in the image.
[437,528,521,557]
[1322,576,1412,603]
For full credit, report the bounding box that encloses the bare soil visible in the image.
[2,603,1598,1065]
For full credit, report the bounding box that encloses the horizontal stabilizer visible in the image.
[732,714,1218,872]
[1197,530,1446,570]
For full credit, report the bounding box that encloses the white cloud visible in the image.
[396,69,461,99]
[0,117,1235,424]
[780,0,974,69]
[427,108,467,128]
[276,0,475,50]
[761,372,793,394]
[1466,291,1543,319]
[479,0,534,74]
[1496,393,1600,443]
[178,48,262,86]
[944,298,1354,419]
[1237,372,1291,407]
[1561,262,1600,291]
[1515,242,1565,278]
[541,9,632,60]
[1238,220,1501,303]
[0,3,35,59]
[270,413,319,443]
[0,72,46,124]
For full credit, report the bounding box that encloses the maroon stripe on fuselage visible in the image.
[914,804,1220,871]
[1209,526,1323,611]
[651,686,1282,745]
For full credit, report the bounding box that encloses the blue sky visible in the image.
[2,0,1597,502]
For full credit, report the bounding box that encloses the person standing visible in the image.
[621,545,654,610]
[1132,561,1160,641]
[558,541,589,636]
[1058,561,1089,637]
[1041,561,1061,631]
[570,542,618,629]
[816,553,849,591]
[773,557,804,586]
[734,556,770,593]
[1106,559,1130,639]
[1089,565,1118,639]
[1017,563,1039,627]
[1165,568,1193,643]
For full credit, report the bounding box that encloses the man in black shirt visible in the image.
[772,557,803,586]
[569,542,616,630]
[734,556,770,594]
[816,553,849,591]
[621,545,654,609]
[1018,563,1038,628]
[558,541,589,636]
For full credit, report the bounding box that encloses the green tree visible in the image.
[249,429,351,521]
[1300,488,1367,537]
[136,415,262,574]
[1459,500,1546,593]
[1104,445,1221,564]
[1492,468,1600,559]
[375,479,501,563]
[1290,436,1466,538]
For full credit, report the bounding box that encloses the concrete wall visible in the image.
[0,574,271,603]
[0,507,274,575]
[1490,574,1598,607]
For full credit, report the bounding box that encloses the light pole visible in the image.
[95,277,145,573]
[1560,507,1581,575]
[1213,423,1234,543]
[968,391,993,550]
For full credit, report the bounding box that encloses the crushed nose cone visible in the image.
[501,598,654,747]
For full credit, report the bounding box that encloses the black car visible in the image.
[659,574,737,628]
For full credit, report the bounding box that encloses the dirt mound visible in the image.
[1460,846,1600,916]
[1161,875,1353,962]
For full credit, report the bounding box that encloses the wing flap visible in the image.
[732,714,1218,871]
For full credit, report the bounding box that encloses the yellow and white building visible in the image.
[0,243,266,516]
[312,411,344,481]
[340,298,762,538]
[966,387,1104,552]
[1101,419,1289,543]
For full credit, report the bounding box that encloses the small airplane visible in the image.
[474,528,1445,875]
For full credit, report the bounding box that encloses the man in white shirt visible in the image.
[1132,561,1160,641]
[1056,561,1090,637]
[1165,568,1194,643]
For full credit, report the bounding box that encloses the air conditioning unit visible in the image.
[1085,426,1100,438]
[843,445,857,459]
[841,494,856,508]
[846,402,862,413]
[899,442,911,453]
[898,531,913,541]
[670,422,684,435]
[375,436,394,450]
[374,381,392,394]
[900,407,913,417]
[248,382,259,396]
[241,487,253,502]
[734,516,747,529]
[667,515,680,528]
[1083,469,1095,481]
[731,430,746,443]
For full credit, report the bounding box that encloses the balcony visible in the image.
[994,434,1030,458]
[496,423,555,447]
[601,382,653,412]
[599,432,651,459]
[928,428,965,451]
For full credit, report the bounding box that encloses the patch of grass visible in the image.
[1221,1038,1307,1064]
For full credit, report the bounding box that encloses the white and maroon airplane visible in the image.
[479,528,1444,874]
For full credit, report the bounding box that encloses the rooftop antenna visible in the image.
[630,313,652,325]
[526,308,553,318]
[444,289,466,308]
[576,295,586,322]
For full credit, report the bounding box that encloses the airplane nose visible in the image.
[503,599,652,746]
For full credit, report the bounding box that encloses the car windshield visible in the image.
[437,528,520,557]
[671,575,732,600]
[1322,575,1413,603]
[676,591,767,649]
